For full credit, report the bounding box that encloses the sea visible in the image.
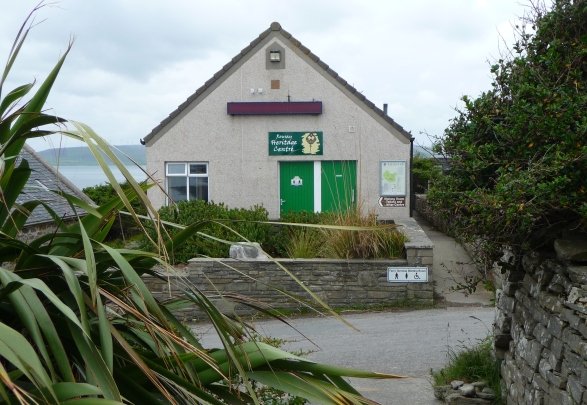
[53,165,148,190]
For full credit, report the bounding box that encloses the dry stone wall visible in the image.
[494,244,587,404]
[145,257,434,321]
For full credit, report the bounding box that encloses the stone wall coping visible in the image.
[395,217,434,249]
[188,257,408,265]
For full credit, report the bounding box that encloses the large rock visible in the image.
[229,242,269,260]
[554,239,587,263]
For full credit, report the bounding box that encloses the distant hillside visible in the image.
[37,145,146,166]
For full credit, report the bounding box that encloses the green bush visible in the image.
[84,181,147,240]
[412,156,442,193]
[157,200,270,262]
[83,181,146,215]
[427,0,587,263]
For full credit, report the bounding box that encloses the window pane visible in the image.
[168,177,187,202]
[189,163,207,175]
[189,177,208,202]
[167,163,186,175]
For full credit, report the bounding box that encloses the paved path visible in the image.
[415,214,494,307]
[194,307,495,404]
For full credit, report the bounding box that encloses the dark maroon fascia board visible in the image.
[227,101,322,115]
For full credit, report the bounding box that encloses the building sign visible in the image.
[387,267,428,283]
[380,160,406,196]
[378,196,406,207]
[269,132,323,156]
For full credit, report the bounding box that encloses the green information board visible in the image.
[268,132,323,156]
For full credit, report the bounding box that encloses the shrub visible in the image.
[427,0,587,265]
[412,155,442,193]
[156,200,270,262]
[84,181,147,240]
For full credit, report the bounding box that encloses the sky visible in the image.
[0,1,535,151]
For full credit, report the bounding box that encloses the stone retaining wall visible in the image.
[144,217,434,321]
[494,248,587,404]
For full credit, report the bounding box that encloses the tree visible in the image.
[0,5,399,403]
[428,0,587,262]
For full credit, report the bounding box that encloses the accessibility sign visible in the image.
[387,267,428,283]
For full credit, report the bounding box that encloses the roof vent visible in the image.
[269,50,281,62]
[266,42,285,70]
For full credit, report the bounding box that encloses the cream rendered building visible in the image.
[143,22,413,220]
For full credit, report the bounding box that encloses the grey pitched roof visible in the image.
[143,22,412,144]
[16,145,92,226]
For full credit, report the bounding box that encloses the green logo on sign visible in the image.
[268,132,323,155]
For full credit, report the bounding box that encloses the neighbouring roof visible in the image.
[143,22,412,144]
[16,145,92,226]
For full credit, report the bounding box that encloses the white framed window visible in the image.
[166,162,208,204]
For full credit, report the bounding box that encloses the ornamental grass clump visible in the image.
[320,205,407,259]
[278,206,407,259]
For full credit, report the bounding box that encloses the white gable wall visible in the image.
[147,34,411,219]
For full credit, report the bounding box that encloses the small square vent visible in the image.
[269,50,281,62]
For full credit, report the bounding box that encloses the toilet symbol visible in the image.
[395,272,399,279]
[291,176,303,186]
[414,273,420,280]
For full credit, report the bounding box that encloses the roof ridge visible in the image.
[143,22,412,144]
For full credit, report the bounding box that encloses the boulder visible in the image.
[229,242,269,260]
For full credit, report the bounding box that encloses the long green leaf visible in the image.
[267,359,404,379]
[79,219,97,305]
[0,158,30,227]
[0,269,58,381]
[42,255,91,334]
[0,83,33,117]
[4,40,72,161]
[53,382,104,401]
[0,322,57,403]
[98,243,164,319]
[249,371,381,405]
[95,293,113,372]
[68,325,122,401]
[61,398,125,404]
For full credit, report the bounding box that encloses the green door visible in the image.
[321,161,357,213]
[280,162,314,215]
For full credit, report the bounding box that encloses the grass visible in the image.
[431,336,502,403]
[283,204,408,259]
[285,228,324,258]
[320,207,407,259]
